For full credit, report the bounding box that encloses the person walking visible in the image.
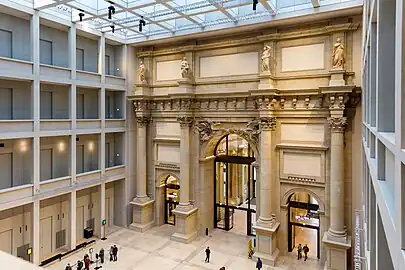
[65,263,72,270]
[109,246,114,262]
[303,244,310,261]
[205,246,211,263]
[297,244,302,260]
[113,245,118,261]
[256,257,262,270]
[99,248,105,264]
[84,255,91,270]
[76,260,83,270]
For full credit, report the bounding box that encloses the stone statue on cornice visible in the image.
[261,45,272,73]
[180,56,190,78]
[332,38,345,69]
[137,60,147,83]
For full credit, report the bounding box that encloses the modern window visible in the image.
[76,48,84,71]
[40,39,53,65]
[0,88,12,120]
[0,29,12,58]
[76,93,84,119]
[0,153,12,190]
[40,149,53,181]
[40,91,53,119]
[105,55,111,75]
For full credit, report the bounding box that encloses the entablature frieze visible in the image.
[136,23,359,58]
[129,89,361,113]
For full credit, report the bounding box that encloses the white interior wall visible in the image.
[0,12,30,61]
[40,84,70,119]
[76,36,98,73]
[76,88,99,119]
[76,188,99,240]
[39,195,69,260]
[105,133,124,168]
[0,80,31,120]
[76,134,99,173]
[0,205,31,257]
[40,136,70,181]
[0,139,33,189]
[39,25,69,68]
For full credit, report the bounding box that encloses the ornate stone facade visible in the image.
[328,117,347,132]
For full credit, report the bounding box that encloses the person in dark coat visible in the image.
[84,255,91,270]
[65,263,72,270]
[303,244,310,261]
[99,248,105,264]
[256,257,262,270]
[113,245,118,261]
[297,244,302,260]
[205,246,211,263]
[76,260,83,270]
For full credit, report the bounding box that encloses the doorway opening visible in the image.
[213,134,257,236]
[164,176,180,225]
[287,192,320,259]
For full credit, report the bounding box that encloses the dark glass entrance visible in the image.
[213,134,257,236]
[164,176,180,225]
[287,195,320,259]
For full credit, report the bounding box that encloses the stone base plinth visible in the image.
[253,220,280,266]
[172,78,194,94]
[323,232,351,270]
[171,206,198,244]
[258,72,276,89]
[129,198,154,232]
[134,84,151,96]
[329,69,345,86]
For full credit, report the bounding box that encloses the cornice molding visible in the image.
[136,23,360,57]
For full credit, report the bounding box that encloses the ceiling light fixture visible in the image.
[78,11,85,22]
[253,0,258,11]
[139,16,146,32]
[110,25,115,33]
[108,5,116,20]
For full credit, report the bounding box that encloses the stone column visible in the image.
[130,116,154,232]
[323,95,351,270]
[253,117,280,266]
[171,117,198,243]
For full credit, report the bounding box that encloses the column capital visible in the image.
[260,117,277,131]
[328,93,349,110]
[327,117,347,132]
[137,116,151,127]
[177,116,193,128]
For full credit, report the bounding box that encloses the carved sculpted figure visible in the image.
[332,38,345,69]
[180,57,190,78]
[261,45,272,73]
[137,60,146,83]
[195,121,214,142]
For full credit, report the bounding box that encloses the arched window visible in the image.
[214,134,254,157]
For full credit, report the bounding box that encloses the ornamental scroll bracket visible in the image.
[194,119,262,146]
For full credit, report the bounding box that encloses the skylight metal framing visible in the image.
[23,0,361,43]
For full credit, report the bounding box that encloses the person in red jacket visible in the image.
[84,254,91,270]
[303,244,310,261]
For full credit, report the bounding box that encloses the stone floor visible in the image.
[46,225,323,270]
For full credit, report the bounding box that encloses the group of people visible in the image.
[297,244,310,261]
[64,245,119,270]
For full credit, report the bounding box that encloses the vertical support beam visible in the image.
[69,190,77,250]
[178,117,193,208]
[32,200,40,265]
[99,183,106,238]
[99,34,106,176]
[69,24,77,185]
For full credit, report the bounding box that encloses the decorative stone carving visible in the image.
[195,121,214,143]
[177,116,193,128]
[328,117,347,132]
[259,117,277,131]
[304,97,310,108]
[329,94,348,110]
[332,38,345,69]
[137,60,147,83]
[256,96,276,110]
[261,45,272,73]
[137,116,151,127]
[244,119,261,143]
[180,99,192,111]
[133,100,149,111]
[280,98,285,109]
[180,57,190,78]
[292,97,297,109]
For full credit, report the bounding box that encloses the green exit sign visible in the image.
[102,219,106,225]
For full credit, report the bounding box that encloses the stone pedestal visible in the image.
[171,206,198,243]
[253,220,280,266]
[173,78,194,94]
[258,72,276,89]
[323,233,351,270]
[329,69,345,86]
[134,84,151,96]
[129,199,154,232]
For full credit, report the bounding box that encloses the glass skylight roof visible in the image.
[10,0,361,43]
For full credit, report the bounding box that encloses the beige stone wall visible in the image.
[129,14,362,264]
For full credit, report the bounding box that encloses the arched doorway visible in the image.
[164,176,180,225]
[287,192,320,259]
[213,134,257,235]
